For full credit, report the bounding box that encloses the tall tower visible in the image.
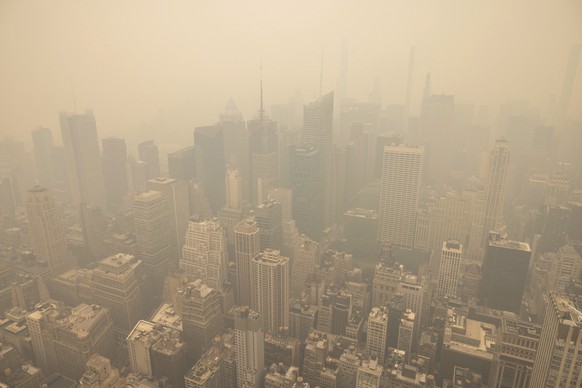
[291,236,319,298]
[91,253,143,336]
[288,144,324,240]
[235,217,260,307]
[531,292,582,388]
[255,199,283,252]
[377,144,424,248]
[178,280,224,362]
[248,113,278,205]
[437,240,463,299]
[133,191,171,292]
[303,92,334,226]
[26,186,76,276]
[234,306,265,388]
[180,216,229,293]
[138,140,161,179]
[366,307,388,365]
[194,125,226,214]
[147,177,191,260]
[480,235,531,314]
[101,137,128,211]
[60,110,106,209]
[251,249,290,333]
[481,138,511,246]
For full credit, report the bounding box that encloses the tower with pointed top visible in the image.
[248,69,279,205]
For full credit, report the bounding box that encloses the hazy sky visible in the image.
[1,0,581,146]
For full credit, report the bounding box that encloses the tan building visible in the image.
[25,187,76,277]
[251,249,290,333]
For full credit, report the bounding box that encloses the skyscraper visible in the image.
[437,240,463,299]
[288,143,324,240]
[531,292,582,388]
[251,249,290,333]
[147,177,191,259]
[195,125,226,213]
[255,199,283,252]
[180,216,229,293]
[235,217,260,307]
[178,280,224,362]
[91,253,143,336]
[248,114,278,205]
[377,144,424,248]
[302,92,334,226]
[234,306,265,388]
[481,138,511,247]
[60,110,107,209]
[167,146,197,181]
[138,140,161,179]
[26,186,76,276]
[366,307,388,365]
[133,191,171,292]
[291,236,319,298]
[101,137,128,211]
[480,235,531,313]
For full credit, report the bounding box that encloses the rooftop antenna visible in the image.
[320,45,324,96]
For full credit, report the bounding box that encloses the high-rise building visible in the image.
[60,110,107,209]
[218,166,245,249]
[126,157,149,193]
[248,114,278,205]
[234,306,265,388]
[251,249,290,333]
[291,236,319,298]
[550,243,581,292]
[480,235,531,313]
[180,216,229,293]
[133,191,171,292]
[195,125,226,214]
[397,310,415,361]
[177,280,224,361]
[377,144,424,248]
[101,137,128,211]
[220,98,248,196]
[288,144,324,240]
[27,302,115,380]
[138,140,161,179]
[26,186,76,276]
[147,177,191,259]
[31,127,55,189]
[255,199,283,252]
[356,356,382,388]
[366,307,388,365]
[437,240,463,299]
[302,92,334,226]
[184,334,236,388]
[91,253,143,336]
[234,217,260,307]
[168,146,197,181]
[490,318,540,388]
[531,292,582,388]
[481,138,511,247]
[0,177,16,217]
[127,320,186,388]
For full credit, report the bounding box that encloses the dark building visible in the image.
[255,199,283,252]
[101,137,128,211]
[194,125,226,214]
[480,235,531,313]
[167,146,196,181]
[138,139,161,179]
[289,144,324,240]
